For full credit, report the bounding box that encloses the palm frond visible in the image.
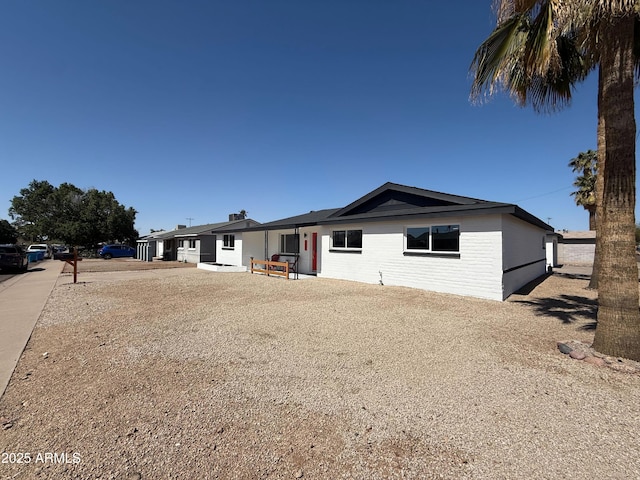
[470,14,528,102]
[524,0,556,76]
[508,30,589,111]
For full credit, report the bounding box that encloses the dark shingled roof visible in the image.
[150,219,260,239]
[217,182,553,233]
[221,208,341,232]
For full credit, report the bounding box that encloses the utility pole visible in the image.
[186,217,194,227]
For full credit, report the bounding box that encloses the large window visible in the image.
[332,229,362,250]
[280,234,299,254]
[406,225,459,253]
[223,234,235,249]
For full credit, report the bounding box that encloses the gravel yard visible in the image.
[1,261,639,479]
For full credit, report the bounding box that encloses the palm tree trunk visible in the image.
[592,12,640,361]
[589,74,604,290]
[587,207,596,231]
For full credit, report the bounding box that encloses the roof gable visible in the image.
[207,183,552,233]
[330,182,489,218]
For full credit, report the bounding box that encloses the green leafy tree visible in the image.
[0,219,19,243]
[76,188,138,247]
[50,182,85,245]
[569,150,597,230]
[9,180,138,249]
[8,180,57,241]
[470,1,640,361]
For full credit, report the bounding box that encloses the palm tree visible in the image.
[569,150,597,230]
[470,1,640,361]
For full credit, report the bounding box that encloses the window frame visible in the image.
[223,234,235,250]
[279,233,299,255]
[331,229,363,251]
[404,224,460,255]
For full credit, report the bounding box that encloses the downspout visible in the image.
[264,229,268,260]
[295,226,299,280]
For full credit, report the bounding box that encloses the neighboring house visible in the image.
[215,208,340,274]
[137,217,260,264]
[215,182,553,301]
[137,226,187,262]
[136,229,167,261]
[545,232,561,269]
[557,231,596,265]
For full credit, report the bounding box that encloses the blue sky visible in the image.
[0,1,622,235]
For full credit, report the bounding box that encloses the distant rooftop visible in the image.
[559,230,596,240]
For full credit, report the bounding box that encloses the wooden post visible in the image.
[73,247,78,284]
[58,247,82,283]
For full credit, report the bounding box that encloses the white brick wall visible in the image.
[242,231,265,267]
[215,214,548,301]
[501,215,547,298]
[318,216,505,301]
[177,238,200,263]
[216,234,244,266]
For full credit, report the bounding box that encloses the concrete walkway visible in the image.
[0,260,63,398]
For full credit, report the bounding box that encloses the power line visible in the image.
[514,186,573,203]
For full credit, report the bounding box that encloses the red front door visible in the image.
[312,232,318,272]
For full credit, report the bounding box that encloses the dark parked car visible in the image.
[0,244,29,272]
[51,245,68,259]
[98,244,136,259]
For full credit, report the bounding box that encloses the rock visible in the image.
[557,343,572,355]
[2,422,13,430]
[216,426,224,434]
[569,350,586,360]
[584,356,606,367]
[294,470,304,478]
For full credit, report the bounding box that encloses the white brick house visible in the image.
[215,183,553,301]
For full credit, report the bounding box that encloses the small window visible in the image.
[280,234,299,254]
[332,229,362,250]
[178,240,184,248]
[406,227,430,250]
[223,234,235,249]
[347,229,362,249]
[188,239,196,249]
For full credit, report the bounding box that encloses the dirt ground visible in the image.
[62,258,196,274]
[1,262,639,479]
